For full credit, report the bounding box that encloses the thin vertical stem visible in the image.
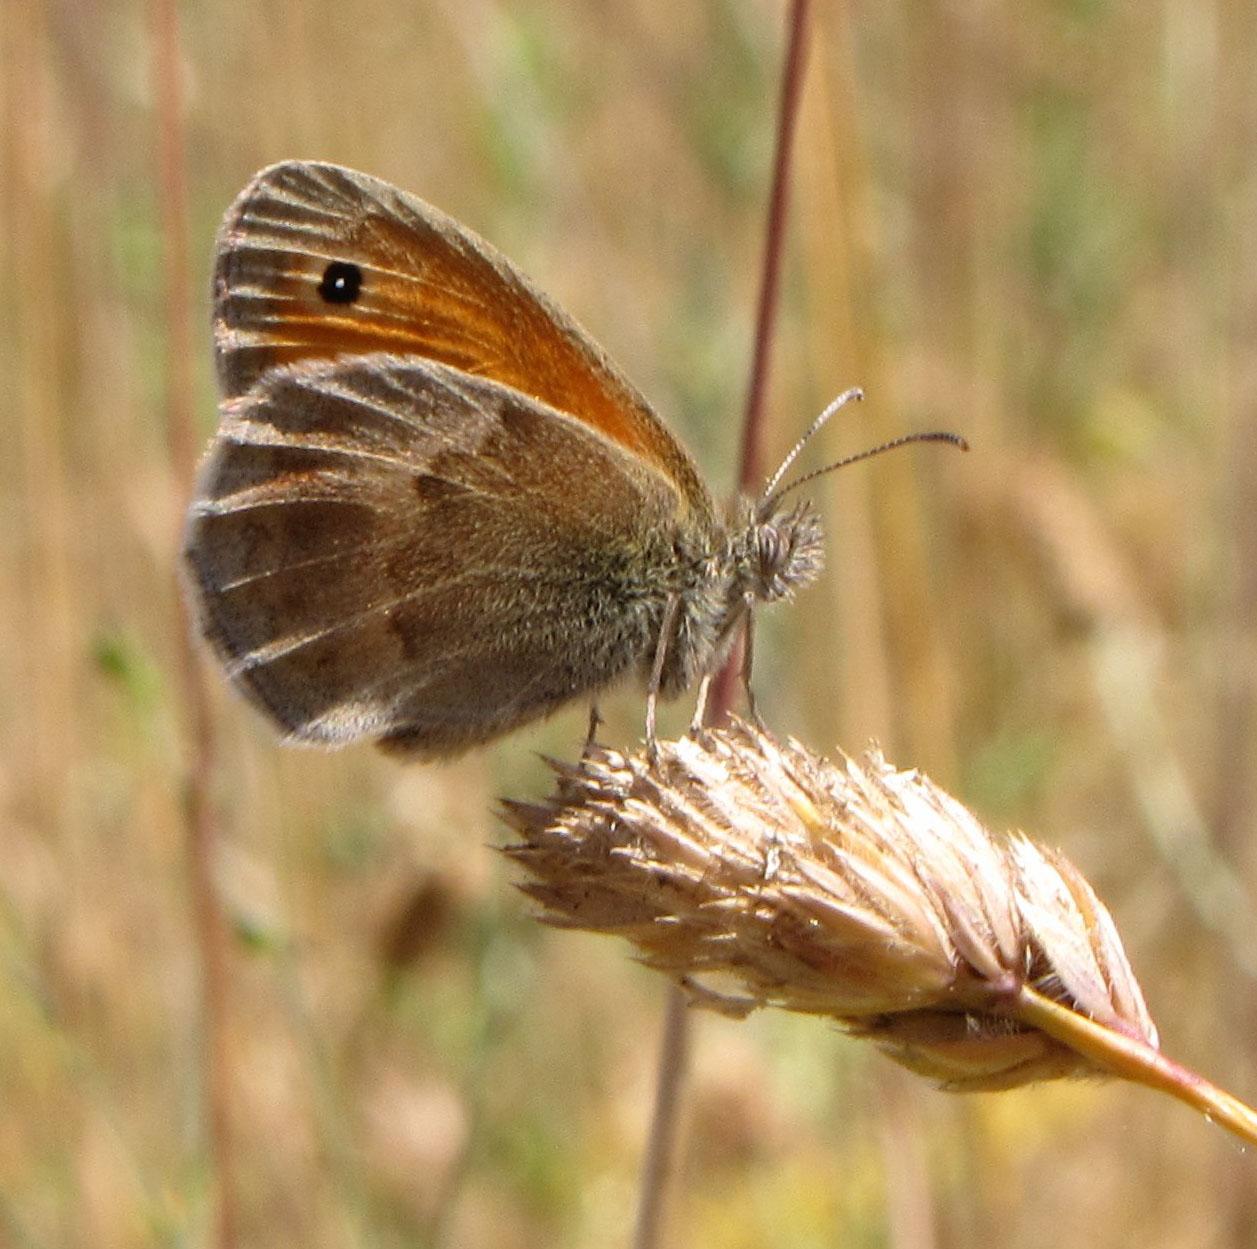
[737,0,813,497]
[709,0,813,731]
[150,2,237,1245]
[632,5,813,1246]
[631,985,691,1249]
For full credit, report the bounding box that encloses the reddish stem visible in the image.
[709,0,813,729]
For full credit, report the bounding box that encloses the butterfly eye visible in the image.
[318,260,363,305]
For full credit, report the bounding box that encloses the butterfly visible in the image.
[184,161,914,759]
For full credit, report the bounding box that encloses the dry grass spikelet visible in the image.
[503,720,1158,1093]
[504,721,1257,1146]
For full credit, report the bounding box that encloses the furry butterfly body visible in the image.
[184,162,823,758]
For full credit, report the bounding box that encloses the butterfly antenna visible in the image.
[760,387,864,501]
[773,430,969,502]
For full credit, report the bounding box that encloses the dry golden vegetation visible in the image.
[3,1,1257,1246]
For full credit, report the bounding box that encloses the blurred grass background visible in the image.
[3,0,1257,1245]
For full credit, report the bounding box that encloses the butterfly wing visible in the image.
[213,160,714,524]
[185,354,703,757]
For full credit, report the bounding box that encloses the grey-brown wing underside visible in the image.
[184,354,688,758]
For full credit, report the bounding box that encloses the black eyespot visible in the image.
[318,261,362,304]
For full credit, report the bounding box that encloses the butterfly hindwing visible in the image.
[186,354,696,756]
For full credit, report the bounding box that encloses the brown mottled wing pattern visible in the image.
[185,355,696,757]
[213,161,713,522]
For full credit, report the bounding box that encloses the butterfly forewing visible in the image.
[213,162,713,521]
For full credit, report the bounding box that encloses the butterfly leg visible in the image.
[740,594,767,730]
[582,704,603,757]
[688,674,713,734]
[645,595,681,759]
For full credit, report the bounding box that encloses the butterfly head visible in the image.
[730,493,825,606]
